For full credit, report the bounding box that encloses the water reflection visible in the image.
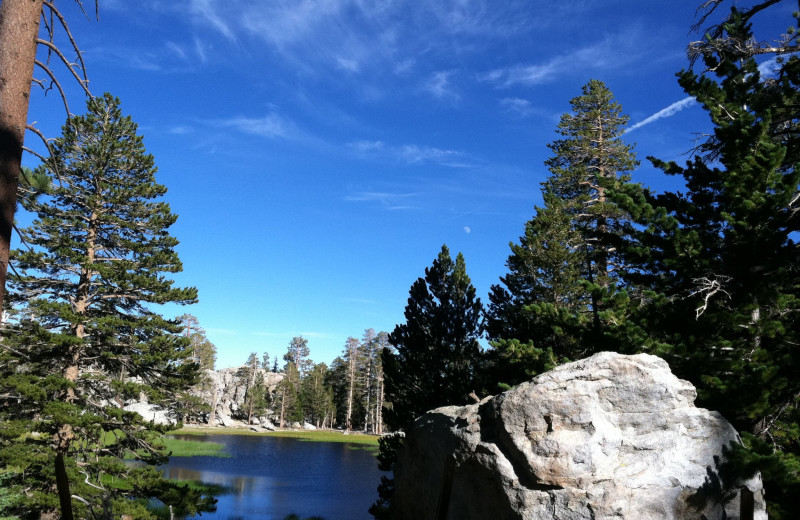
[163,434,383,520]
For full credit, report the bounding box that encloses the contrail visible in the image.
[625,96,697,134]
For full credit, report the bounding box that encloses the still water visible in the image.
[162,434,384,520]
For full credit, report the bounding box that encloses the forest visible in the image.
[0,0,799,519]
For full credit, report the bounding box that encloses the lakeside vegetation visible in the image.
[172,427,380,447]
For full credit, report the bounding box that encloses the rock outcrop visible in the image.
[123,402,176,426]
[391,352,766,520]
[196,367,284,425]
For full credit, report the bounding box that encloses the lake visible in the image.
[163,433,384,520]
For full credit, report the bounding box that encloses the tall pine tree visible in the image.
[614,6,800,516]
[0,94,214,520]
[487,80,637,386]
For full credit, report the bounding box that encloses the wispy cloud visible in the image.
[484,25,644,88]
[189,0,235,41]
[169,125,194,135]
[348,140,472,167]
[625,97,697,134]
[423,70,460,101]
[484,62,560,87]
[344,190,422,211]
[221,112,293,139]
[500,97,535,117]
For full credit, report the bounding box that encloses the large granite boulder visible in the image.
[392,352,766,520]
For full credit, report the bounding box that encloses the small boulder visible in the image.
[216,412,234,427]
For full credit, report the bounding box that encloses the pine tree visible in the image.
[180,313,217,371]
[0,94,214,520]
[239,352,261,424]
[302,363,335,428]
[614,7,800,517]
[283,336,313,375]
[382,244,484,430]
[374,245,483,519]
[276,363,302,427]
[486,80,637,387]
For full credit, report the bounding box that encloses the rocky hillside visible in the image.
[192,367,285,427]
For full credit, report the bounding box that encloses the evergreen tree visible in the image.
[359,329,386,434]
[487,80,637,387]
[374,246,483,519]
[276,362,302,427]
[179,313,217,371]
[614,7,800,517]
[238,352,261,424]
[382,244,484,430]
[0,94,214,520]
[283,336,313,375]
[342,336,362,431]
[302,363,335,428]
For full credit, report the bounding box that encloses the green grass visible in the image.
[174,427,380,447]
[163,436,228,457]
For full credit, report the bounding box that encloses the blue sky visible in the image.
[21,0,791,368]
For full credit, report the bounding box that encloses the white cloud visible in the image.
[222,112,291,139]
[344,190,421,211]
[349,140,385,152]
[424,70,460,101]
[398,144,461,165]
[337,57,361,72]
[189,0,236,41]
[484,25,644,88]
[348,140,471,167]
[464,226,471,233]
[165,41,187,60]
[500,97,535,117]
[169,125,194,135]
[625,97,697,134]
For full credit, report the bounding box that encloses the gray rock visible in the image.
[260,418,276,431]
[197,367,284,425]
[303,422,317,430]
[392,352,766,520]
[123,402,175,426]
[216,412,234,427]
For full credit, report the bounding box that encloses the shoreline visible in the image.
[173,425,380,446]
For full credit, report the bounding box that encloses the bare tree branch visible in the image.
[690,275,733,318]
[35,39,90,97]
[33,59,71,114]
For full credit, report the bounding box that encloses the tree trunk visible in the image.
[209,385,217,426]
[279,392,285,428]
[376,371,384,435]
[0,0,43,315]
[363,357,372,433]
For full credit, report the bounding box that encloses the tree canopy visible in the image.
[0,94,214,520]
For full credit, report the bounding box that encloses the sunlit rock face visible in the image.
[201,367,284,424]
[391,352,766,520]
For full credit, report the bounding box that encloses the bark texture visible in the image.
[0,0,43,316]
